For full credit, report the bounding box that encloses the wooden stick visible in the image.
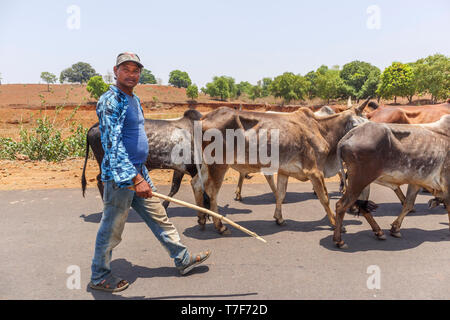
[152,192,267,243]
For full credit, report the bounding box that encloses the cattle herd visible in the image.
[82,98,450,249]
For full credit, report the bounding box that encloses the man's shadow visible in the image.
[86,258,257,300]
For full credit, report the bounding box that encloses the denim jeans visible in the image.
[90,177,190,284]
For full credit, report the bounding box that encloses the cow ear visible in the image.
[355,97,371,114]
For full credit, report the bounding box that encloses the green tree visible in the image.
[168,70,192,88]
[186,84,199,101]
[60,62,98,84]
[86,76,109,100]
[315,68,352,104]
[340,60,381,100]
[269,72,309,104]
[316,65,329,75]
[413,54,450,103]
[205,77,229,101]
[358,69,381,100]
[258,77,273,97]
[377,62,415,104]
[139,68,157,84]
[236,81,253,97]
[40,72,57,91]
[204,76,237,101]
[249,85,262,101]
[304,71,318,99]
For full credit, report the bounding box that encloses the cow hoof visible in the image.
[234,195,242,202]
[376,233,387,240]
[335,241,348,249]
[275,219,286,226]
[390,231,402,238]
[198,224,206,231]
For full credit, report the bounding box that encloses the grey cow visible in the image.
[333,115,450,248]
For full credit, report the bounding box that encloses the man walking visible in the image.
[89,52,211,292]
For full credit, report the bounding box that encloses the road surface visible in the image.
[1,181,449,300]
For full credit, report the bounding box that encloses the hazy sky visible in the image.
[1,0,449,87]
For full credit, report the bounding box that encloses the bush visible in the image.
[0,110,88,162]
[17,116,69,161]
[0,137,21,159]
[65,123,88,157]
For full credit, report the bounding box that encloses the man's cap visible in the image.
[116,52,144,69]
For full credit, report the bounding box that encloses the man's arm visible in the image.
[97,94,137,188]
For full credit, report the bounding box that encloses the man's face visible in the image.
[114,61,141,89]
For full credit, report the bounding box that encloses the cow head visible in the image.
[354,97,371,115]
[342,98,371,133]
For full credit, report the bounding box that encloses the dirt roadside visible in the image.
[0,158,340,191]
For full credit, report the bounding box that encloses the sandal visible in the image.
[178,249,212,276]
[89,274,129,293]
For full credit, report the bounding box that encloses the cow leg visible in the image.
[446,198,450,232]
[308,171,336,228]
[361,210,385,240]
[393,186,416,213]
[234,172,245,201]
[162,170,184,209]
[390,184,421,238]
[204,164,230,235]
[394,187,406,205]
[338,171,346,194]
[273,173,288,225]
[264,174,277,196]
[334,192,360,249]
[334,175,375,248]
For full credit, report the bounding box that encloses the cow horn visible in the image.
[347,96,352,108]
[356,97,371,114]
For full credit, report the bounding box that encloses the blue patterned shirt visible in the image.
[96,85,156,191]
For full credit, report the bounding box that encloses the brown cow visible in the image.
[234,105,341,201]
[191,99,370,234]
[333,115,450,248]
[366,101,450,124]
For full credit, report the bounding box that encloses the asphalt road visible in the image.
[1,181,449,300]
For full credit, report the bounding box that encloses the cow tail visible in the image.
[194,138,211,210]
[81,133,90,198]
[336,141,347,193]
[195,162,211,210]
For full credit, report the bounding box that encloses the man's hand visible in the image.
[132,174,152,198]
